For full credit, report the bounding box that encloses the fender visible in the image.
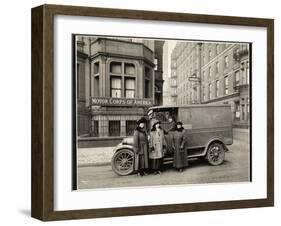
[202,136,228,156]
[114,144,135,152]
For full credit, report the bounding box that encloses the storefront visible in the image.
[91,97,153,137]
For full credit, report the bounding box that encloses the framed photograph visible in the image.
[31,4,274,221]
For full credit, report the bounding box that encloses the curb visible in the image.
[78,161,111,168]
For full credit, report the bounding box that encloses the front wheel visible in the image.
[112,149,135,176]
[206,142,225,166]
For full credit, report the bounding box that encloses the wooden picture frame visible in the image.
[31,4,274,221]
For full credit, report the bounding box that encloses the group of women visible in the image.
[133,116,188,176]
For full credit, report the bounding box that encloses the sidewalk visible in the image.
[78,129,250,167]
[77,146,115,167]
[233,128,249,142]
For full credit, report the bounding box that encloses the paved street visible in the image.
[77,138,250,190]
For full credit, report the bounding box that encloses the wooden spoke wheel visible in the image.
[112,149,135,176]
[206,142,225,166]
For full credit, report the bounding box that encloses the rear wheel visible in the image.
[112,149,135,176]
[206,142,225,166]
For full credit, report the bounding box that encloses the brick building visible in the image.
[76,37,164,137]
[170,41,250,128]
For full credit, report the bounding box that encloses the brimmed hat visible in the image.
[176,121,183,126]
[152,120,161,127]
[136,117,147,125]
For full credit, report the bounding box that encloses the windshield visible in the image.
[148,108,178,131]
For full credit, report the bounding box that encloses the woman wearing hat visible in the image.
[149,120,167,174]
[172,121,188,172]
[133,117,149,176]
[167,115,176,132]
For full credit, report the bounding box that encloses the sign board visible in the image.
[188,76,200,82]
[91,97,153,107]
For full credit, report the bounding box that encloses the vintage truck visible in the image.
[111,104,233,176]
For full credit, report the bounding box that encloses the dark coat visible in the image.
[172,128,188,168]
[133,127,149,169]
[167,121,176,132]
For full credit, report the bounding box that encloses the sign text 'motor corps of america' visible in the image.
[91,97,153,107]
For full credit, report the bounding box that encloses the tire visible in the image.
[111,149,135,176]
[206,142,225,166]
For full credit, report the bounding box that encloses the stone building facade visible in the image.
[170,41,250,128]
[76,37,164,137]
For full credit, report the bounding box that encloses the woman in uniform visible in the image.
[133,117,149,176]
[172,121,188,172]
[149,120,167,174]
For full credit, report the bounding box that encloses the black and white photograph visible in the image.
[74,35,251,190]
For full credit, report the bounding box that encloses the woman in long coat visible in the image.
[172,121,188,172]
[149,121,167,174]
[165,115,176,153]
[133,117,149,176]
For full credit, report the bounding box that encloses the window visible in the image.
[224,56,229,68]
[193,87,198,103]
[109,121,120,136]
[246,61,250,84]
[209,83,212,99]
[209,49,212,59]
[145,67,151,98]
[110,62,122,74]
[242,44,248,51]
[209,66,212,79]
[125,77,135,98]
[77,63,85,100]
[92,120,99,137]
[171,79,177,86]
[234,48,240,61]
[93,62,99,74]
[202,71,205,81]
[235,102,240,119]
[110,77,122,98]
[126,120,136,136]
[216,44,219,55]
[94,76,99,96]
[241,105,245,120]
[247,98,250,121]
[235,71,240,86]
[203,86,206,101]
[202,55,205,65]
[145,79,150,98]
[224,76,229,95]
[216,61,219,73]
[241,62,247,84]
[124,63,135,75]
[216,80,219,97]
[154,59,158,71]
